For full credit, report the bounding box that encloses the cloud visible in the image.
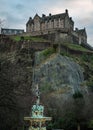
[0,0,93,46]
[15,4,24,10]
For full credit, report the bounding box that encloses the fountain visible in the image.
[24,84,52,130]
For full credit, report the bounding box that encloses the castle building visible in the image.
[26,9,74,34]
[26,9,87,45]
[1,28,24,35]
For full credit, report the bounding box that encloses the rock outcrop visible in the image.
[33,53,87,95]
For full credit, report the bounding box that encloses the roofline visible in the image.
[1,28,24,31]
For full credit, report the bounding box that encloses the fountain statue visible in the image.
[24,84,52,130]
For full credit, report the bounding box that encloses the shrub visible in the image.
[87,79,93,91]
[41,48,55,57]
[88,119,93,128]
[73,91,83,99]
[20,36,24,41]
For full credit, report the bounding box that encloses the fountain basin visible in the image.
[24,117,52,122]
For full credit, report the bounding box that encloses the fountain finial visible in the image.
[35,84,40,105]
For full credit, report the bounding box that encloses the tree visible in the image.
[0,59,19,130]
[0,18,5,33]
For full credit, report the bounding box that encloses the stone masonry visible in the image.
[26,9,87,45]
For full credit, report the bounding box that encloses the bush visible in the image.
[41,48,55,57]
[81,54,93,63]
[88,119,93,128]
[73,91,83,99]
[20,36,24,41]
[52,113,77,130]
[87,79,93,91]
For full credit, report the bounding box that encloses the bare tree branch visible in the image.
[0,18,6,33]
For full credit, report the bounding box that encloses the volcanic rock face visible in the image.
[33,53,86,95]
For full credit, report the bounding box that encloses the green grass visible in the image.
[11,36,20,41]
[68,44,89,51]
[10,35,49,42]
[11,36,90,52]
[63,42,89,51]
[41,48,55,57]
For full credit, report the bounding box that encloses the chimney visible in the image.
[49,13,52,17]
[42,14,46,17]
[75,28,78,31]
[29,17,32,20]
[65,9,68,14]
[70,17,72,20]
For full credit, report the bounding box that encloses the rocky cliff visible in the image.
[0,42,93,130]
[34,53,86,94]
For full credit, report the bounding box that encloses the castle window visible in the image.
[54,19,59,28]
[57,19,59,27]
[8,30,10,33]
[48,20,52,29]
[51,21,54,29]
[45,21,48,30]
[60,19,64,28]
[14,30,17,34]
[3,30,6,33]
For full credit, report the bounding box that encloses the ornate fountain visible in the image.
[24,84,52,130]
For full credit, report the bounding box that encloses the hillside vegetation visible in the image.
[0,35,93,130]
[10,35,49,42]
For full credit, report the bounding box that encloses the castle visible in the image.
[26,9,87,45]
[1,28,24,35]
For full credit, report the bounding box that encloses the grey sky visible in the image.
[0,0,93,46]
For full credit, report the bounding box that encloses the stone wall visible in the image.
[26,11,87,46]
[34,15,41,31]
[26,10,74,34]
[26,16,66,33]
[22,41,51,51]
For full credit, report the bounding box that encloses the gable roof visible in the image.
[26,9,72,24]
[41,13,67,23]
[33,13,41,19]
[26,17,34,25]
[78,28,87,37]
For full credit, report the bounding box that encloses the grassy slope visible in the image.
[10,35,49,42]
[60,42,90,52]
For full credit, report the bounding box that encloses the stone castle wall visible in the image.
[22,41,51,51]
[26,16,65,33]
[26,10,87,45]
[26,10,74,34]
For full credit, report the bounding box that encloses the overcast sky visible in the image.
[0,0,93,46]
